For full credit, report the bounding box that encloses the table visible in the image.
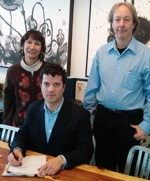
[0,141,146,181]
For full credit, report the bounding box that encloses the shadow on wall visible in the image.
[134,17,150,44]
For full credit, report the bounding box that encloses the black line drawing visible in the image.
[0,0,74,75]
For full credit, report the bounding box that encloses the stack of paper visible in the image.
[2,155,46,177]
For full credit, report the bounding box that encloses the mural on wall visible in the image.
[0,0,73,74]
[86,0,150,76]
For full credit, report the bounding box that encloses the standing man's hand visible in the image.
[131,125,147,141]
[38,156,64,177]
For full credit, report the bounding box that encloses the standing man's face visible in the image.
[41,74,65,111]
[112,5,135,41]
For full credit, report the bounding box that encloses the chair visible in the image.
[124,145,150,179]
[0,124,19,145]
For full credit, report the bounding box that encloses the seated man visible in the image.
[7,62,94,176]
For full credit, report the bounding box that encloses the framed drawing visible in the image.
[86,0,150,76]
[0,0,74,75]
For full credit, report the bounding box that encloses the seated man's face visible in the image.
[41,74,65,109]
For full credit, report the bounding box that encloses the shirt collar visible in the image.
[127,36,137,55]
[44,97,64,114]
[107,36,136,55]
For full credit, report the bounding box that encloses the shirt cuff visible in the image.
[139,121,150,135]
[59,155,67,169]
[13,147,22,153]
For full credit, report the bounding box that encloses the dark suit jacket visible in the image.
[12,99,94,168]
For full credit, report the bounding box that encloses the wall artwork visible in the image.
[86,0,150,76]
[0,0,74,75]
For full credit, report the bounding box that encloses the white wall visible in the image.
[70,0,90,78]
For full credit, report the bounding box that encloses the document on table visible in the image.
[2,155,46,177]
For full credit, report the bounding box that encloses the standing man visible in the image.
[83,2,150,173]
[8,62,93,176]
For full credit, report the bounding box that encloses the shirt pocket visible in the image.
[123,71,142,91]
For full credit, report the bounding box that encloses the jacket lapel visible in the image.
[48,99,70,142]
[37,102,48,145]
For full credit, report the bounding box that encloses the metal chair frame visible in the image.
[0,124,19,145]
[124,145,150,179]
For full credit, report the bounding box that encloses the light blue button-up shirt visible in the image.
[44,98,67,168]
[83,36,150,135]
[44,99,64,142]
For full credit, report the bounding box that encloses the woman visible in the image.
[3,30,47,127]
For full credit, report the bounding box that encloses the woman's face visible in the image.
[23,35,42,62]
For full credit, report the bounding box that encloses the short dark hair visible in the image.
[40,63,67,85]
[19,29,46,61]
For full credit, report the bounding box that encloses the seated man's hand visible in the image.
[8,148,23,166]
[38,156,64,176]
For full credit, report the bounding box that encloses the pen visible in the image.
[8,143,18,161]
